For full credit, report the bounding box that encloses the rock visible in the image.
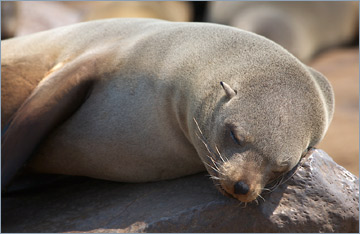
[2,149,358,233]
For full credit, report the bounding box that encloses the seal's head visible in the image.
[196,66,334,203]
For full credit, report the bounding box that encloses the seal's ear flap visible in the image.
[220,81,237,99]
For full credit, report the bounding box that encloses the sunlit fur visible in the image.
[2,19,334,199]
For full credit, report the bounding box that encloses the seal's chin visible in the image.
[222,183,262,203]
[213,182,233,198]
[228,191,261,203]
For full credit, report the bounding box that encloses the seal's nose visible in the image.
[234,181,249,195]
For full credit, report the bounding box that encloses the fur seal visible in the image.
[1,18,334,202]
[207,1,359,62]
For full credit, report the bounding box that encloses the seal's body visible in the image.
[1,18,334,202]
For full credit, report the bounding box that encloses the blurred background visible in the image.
[1,1,359,176]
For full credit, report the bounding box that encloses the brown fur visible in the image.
[1,19,334,202]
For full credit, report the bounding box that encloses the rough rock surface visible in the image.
[1,149,358,233]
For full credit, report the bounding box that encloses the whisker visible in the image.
[203,162,220,173]
[195,132,217,160]
[193,118,217,156]
[193,117,229,178]
[209,176,222,181]
[195,132,210,151]
[204,162,219,172]
[204,153,215,163]
[258,194,265,202]
[204,154,223,173]
[269,182,282,192]
[268,175,284,192]
[266,164,300,194]
[267,182,278,191]
[215,145,228,163]
[193,117,203,135]
[279,173,295,186]
[209,156,221,171]
[267,160,303,193]
[278,162,302,186]
[212,182,222,187]
[264,184,278,193]
[203,162,226,176]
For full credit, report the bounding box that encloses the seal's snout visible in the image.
[234,181,249,195]
[217,159,264,202]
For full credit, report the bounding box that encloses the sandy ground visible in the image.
[311,47,359,176]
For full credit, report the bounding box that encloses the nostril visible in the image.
[234,181,249,195]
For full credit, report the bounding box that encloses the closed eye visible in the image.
[230,130,242,146]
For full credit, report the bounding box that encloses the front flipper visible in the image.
[1,56,99,190]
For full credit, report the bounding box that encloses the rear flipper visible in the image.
[1,56,100,190]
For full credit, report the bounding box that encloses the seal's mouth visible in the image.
[205,163,262,203]
[202,155,263,202]
[193,118,308,203]
[211,178,234,198]
[210,149,311,203]
[217,181,264,203]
